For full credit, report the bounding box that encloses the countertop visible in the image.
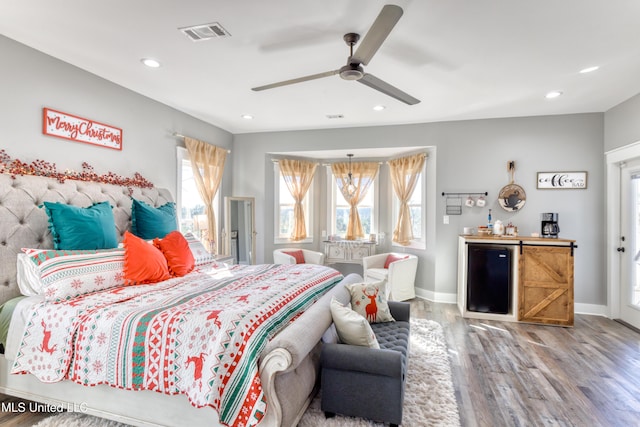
[460,235,576,244]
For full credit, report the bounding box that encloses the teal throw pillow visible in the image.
[131,199,178,240]
[43,201,118,250]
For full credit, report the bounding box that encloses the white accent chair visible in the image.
[362,253,418,301]
[273,248,325,265]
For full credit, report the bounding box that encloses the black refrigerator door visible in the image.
[467,245,511,314]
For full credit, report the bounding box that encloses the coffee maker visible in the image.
[541,213,560,238]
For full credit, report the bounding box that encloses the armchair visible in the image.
[362,253,418,301]
[273,248,325,265]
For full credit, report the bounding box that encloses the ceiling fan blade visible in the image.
[252,70,339,91]
[351,5,403,66]
[358,73,420,105]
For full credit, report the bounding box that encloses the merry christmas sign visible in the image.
[43,108,123,150]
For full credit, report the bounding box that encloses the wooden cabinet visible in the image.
[457,236,575,326]
[518,246,574,326]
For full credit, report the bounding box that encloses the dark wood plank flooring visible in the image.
[1,300,639,426]
[411,299,640,427]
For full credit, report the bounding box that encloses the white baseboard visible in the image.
[574,303,609,317]
[415,290,610,318]
[415,288,457,304]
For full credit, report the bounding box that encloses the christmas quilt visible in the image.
[11,263,342,427]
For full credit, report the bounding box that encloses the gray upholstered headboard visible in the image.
[0,174,173,303]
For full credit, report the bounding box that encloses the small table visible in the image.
[213,254,235,265]
[323,241,375,265]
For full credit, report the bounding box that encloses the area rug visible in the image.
[33,319,460,427]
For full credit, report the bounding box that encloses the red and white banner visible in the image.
[42,108,123,150]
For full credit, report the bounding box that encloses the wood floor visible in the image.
[411,299,640,427]
[2,300,640,426]
[0,394,51,426]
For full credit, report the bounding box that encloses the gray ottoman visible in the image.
[320,301,410,426]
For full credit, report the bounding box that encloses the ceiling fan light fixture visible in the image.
[339,64,364,81]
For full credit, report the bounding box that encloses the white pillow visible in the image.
[16,253,41,296]
[20,248,126,301]
[347,281,394,323]
[330,297,379,349]
[183,232,216,266]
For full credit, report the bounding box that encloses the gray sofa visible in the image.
[320,300,411,426]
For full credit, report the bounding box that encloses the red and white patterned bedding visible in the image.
[11,262,342,427]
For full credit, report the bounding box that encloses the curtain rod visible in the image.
[321,161,383,166]
[270,159,381,165]
[173,132,231,154]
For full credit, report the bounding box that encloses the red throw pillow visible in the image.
[154,231,195,277]
[384,254,408,269]
[283,250,305,264]
[123,231,171,285]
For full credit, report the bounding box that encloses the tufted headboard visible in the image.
[0,174,173,304]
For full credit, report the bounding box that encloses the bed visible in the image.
[0,174,357,427]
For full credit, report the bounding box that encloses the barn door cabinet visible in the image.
[518,245,574,326]
[457,236,575,326]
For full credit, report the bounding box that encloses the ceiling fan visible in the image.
[251,4,420,105]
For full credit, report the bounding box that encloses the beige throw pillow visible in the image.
[347,281,395,323]
[330,297,380,349]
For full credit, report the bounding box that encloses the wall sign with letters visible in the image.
[537,171,587,189]
[42,108,123,150]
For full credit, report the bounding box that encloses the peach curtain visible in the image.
[280,159,317,241]
[389,153,426,245]
[184,137,227,254]
[332,161,379,240]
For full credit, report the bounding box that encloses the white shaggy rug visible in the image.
[33,319,460,427]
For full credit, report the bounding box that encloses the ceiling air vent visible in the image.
[179,22,231,41]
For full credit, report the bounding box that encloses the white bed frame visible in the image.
[0,174,356,426]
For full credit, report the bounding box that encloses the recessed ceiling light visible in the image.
[373,105,386,111]
[545,91,563,99]
[579,66,599,74]
[141,58,161,68]
[241,114,253,120]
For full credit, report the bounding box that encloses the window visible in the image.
[274,162,313,243]
[392,161,426,248]
[328,167,378,238]
[176,147,219,252]
[408,175,423,239]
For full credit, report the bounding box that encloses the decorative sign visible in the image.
[42,108,122,150]
[537,171,587,189]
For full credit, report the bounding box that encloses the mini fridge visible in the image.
[466,244,511,314]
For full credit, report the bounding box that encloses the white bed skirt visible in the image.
[0,354,269,427]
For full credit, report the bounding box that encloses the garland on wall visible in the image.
[0,149,154,189]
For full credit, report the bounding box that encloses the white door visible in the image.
[619,160,640,329]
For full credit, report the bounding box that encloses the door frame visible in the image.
[606,140,640,319]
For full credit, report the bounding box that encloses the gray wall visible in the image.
[605,92,640,151]
[1,34,610,309]
[0,35,233,198]
[233,113,606,307]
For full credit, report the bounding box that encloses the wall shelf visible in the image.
[442,192,488,215]
[441,191,488,197]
